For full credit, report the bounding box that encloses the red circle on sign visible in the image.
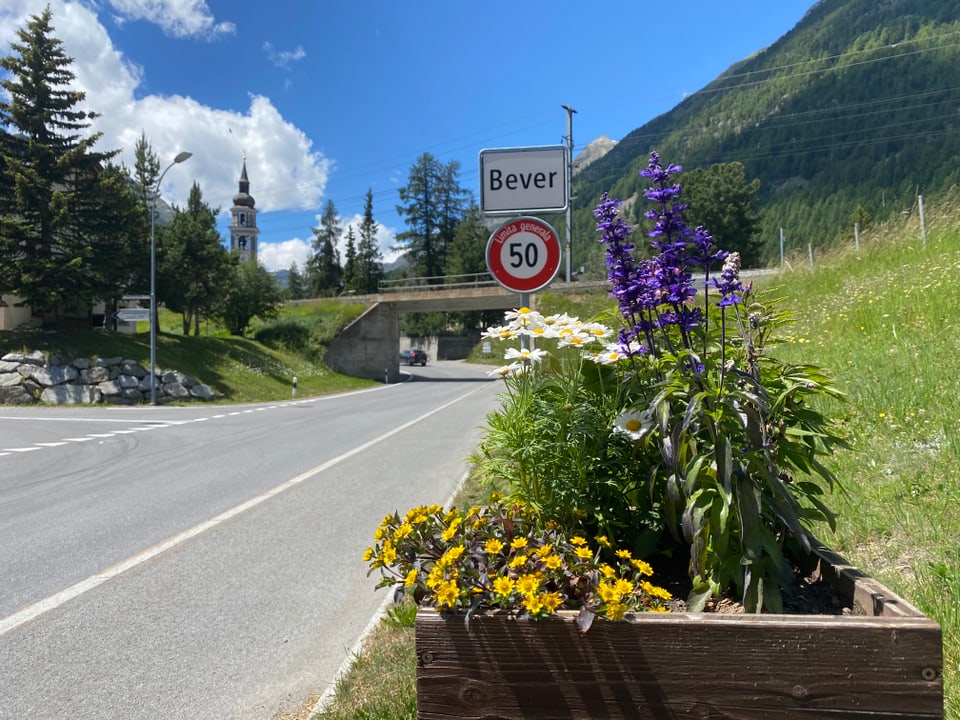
[485,217,562,293]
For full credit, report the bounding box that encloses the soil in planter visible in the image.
[653,554,852,615]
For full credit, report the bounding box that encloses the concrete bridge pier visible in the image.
[324,302,402,383]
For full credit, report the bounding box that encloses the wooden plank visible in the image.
[416,610,942,719]
[416,547,942,720]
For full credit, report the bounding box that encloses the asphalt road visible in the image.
[0,361,503,719]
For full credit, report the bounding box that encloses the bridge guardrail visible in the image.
[378,273,499,292]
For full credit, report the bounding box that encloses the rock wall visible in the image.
[0,350,220,406]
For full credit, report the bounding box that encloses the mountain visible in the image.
[571,0,960,268]
[573,135,617,175]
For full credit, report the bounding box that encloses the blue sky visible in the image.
[1,1,816,271]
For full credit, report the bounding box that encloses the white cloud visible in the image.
[0,1,331,225]
[263,41,305,70]
[106,0,234,38]
[258,237,312,273]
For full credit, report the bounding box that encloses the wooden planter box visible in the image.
[415,543,943,719]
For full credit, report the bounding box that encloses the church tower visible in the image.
[229,155,259,263]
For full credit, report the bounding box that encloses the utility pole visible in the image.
[562,104,576,282]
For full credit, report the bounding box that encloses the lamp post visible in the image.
[561,104,576,283]
[150,151,192,405]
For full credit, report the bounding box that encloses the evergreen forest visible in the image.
[570,0,960,270]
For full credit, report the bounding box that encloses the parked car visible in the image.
[399,348,427,366]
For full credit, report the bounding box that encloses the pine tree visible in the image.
[158,182,230,334]
[356,189,384,293]
[0,7,120,320]
[132,132,160,212]
[681,162,763,268]
[307,200,343,296]
[286,261,307,300]
[341,226,358,294]
[395,153,469,280]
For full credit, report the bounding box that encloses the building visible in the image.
[228,156,259,263]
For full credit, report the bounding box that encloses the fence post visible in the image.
[918,195,926,249]
[780,227,785,266]
[808,243,814,270]
[854,222,860,253]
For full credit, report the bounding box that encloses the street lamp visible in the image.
[150,151,192,405]
[561,105,576,283]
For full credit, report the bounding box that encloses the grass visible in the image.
[0,299,374,403]
[315,191,960,719]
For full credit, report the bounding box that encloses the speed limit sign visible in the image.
[485,217,562,293]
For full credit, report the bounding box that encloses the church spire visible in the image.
[229,154,259,262]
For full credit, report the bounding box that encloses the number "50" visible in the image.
[508,242,539,268]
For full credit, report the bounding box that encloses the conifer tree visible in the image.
[0,7,121,319]
[285,261,307,300]
[356,189,384,293]
[395,153,469,280]
[157,182,230,334]
[307,200,343,296]
[341,226,358,294]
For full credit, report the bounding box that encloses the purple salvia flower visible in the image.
[713,252,744,307]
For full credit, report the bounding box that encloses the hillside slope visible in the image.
[572,0,960,268]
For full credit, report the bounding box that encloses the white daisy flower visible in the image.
[487,365,515,378]
[504,347,548,363]
[613,411,647,441]
[503,307,542,328]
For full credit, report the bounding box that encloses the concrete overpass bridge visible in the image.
[321,273,608,383]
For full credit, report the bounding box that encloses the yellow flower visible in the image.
[535,543,553,557]
[543,554,562,570]
[595,535,611,548]
[541,591,563,613]
[599,564,617,579]
[574,546,593,560]
[605,602,628,621]
[393,522,412,541]
[485,538,504,554]
[510,537,529,550]
[570,536,587,546]
[404,506,426,522]
[362,547,374,563]
[438,545,464,568]
[509,554,529,569]
[641,581,673,600]
[614,578,634,596]
[615,549,633,560]
[381,541,396,566]
[598,581,620,603]
[515,573,541,596]
[426,566,444,589]
[441,517,462,542]
[493,576,515,596]
[436,580,460,608]
[630,559,654,577]
[523,594,545,614]
[404,569,418,586]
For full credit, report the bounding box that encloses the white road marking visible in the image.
[0,393,338,457]
[0,383,489,639]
